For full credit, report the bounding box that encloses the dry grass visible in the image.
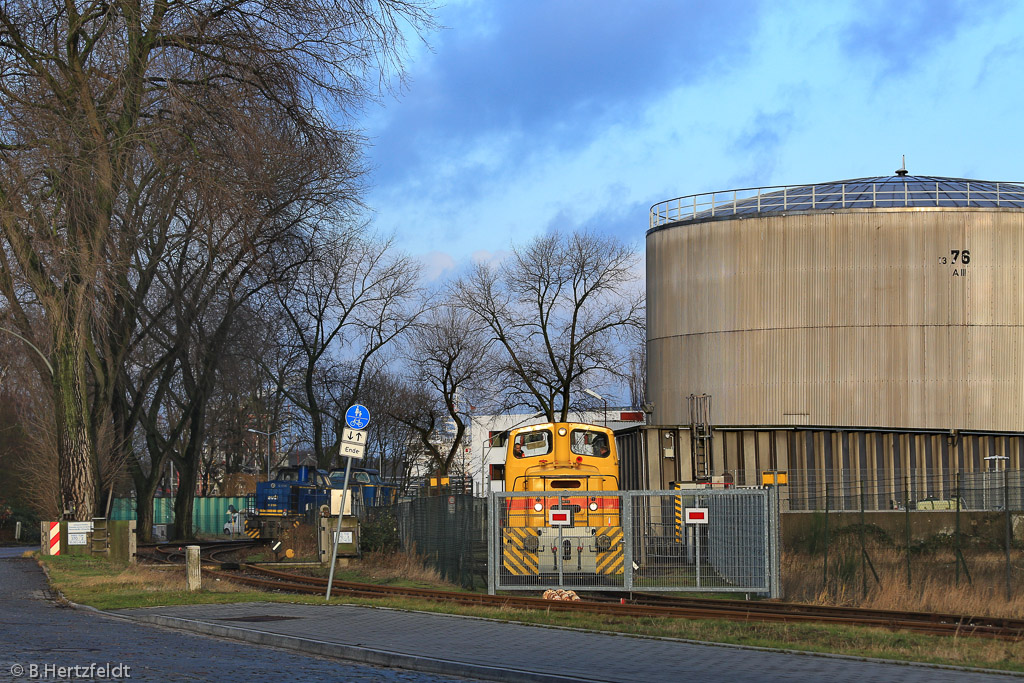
[250,550,460,590]
[277,525,319,560]
[346,551,454,587]
[75,564,249,594]
[39,555,260,609]
[784,546,1024,617]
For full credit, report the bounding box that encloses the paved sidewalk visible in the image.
[0,556,462,682]
[114,600,1023,683]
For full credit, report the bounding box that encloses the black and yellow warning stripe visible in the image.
[502,528,539,576]
[242,516,301,540]
[595,526,624,575]
[674,483,684,542]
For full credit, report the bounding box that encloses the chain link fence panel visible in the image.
[389,495,487,591]
[488,489,779,595]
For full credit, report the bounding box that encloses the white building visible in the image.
[468,409,645,496]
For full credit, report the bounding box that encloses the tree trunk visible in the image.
[172,456,199,540]
[172,399,209,540]
[53,342,96,521]
[129,459,163,544]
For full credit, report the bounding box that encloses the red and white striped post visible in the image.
[48,521,61,556]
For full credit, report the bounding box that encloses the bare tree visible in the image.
[108,65,374,539]
[0,0,434,520]
[0,322,58,519]
[458,231,644,422]
[624,319,647,410]
[275,231,423,469]
[358,368,420,490]
[389,302,491,477]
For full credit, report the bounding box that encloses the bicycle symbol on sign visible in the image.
[345,404,370,430]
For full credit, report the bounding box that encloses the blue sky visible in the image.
[360,0,1024,280]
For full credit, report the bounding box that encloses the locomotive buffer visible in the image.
[326,405,370,599]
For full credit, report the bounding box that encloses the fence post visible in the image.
[860,479,867,600]
[622,491,633,591]
[1005,469,1012,601]
[487,492,496,595]
[770,486,781,599]
[822,480,830,593]
[955,473,961,586]
[905,476,911,588]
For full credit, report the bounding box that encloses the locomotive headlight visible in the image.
[533,501,543,512]
[595,534,612,551]
[589,501,598,511]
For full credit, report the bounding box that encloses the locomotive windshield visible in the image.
[328,468,383,487]
[570,430,611,457]
[511,430,552,458]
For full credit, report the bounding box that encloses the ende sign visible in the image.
[340,428,366,460]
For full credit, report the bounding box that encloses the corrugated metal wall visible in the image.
[111,496,249,535]
[621,425,1023,509]
[648,208,1024,431]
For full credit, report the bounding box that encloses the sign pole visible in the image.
[325,456,354,600]
[326,404,370,601]
[695,522,702,588]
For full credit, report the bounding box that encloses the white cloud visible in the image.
[363,1,1024,268]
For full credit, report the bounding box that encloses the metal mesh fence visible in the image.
[759,469,1024,512]
[390,495,487,590]
[779,475,1023,603]
[490,490,778,594]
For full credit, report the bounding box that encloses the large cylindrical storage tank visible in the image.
[643,175,1024,498]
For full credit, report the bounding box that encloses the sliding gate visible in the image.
[488,488,779,596]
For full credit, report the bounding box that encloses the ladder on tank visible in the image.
[688,394,712,482]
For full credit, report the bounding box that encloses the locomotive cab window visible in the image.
[512,430,552,457]
[571,430,611,457]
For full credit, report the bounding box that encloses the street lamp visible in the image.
[985,454,1009,468]
[248,428,282,481]
[583,389,607,427]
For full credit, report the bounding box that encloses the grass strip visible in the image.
[38,554,1024,674]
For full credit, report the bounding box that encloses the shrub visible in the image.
[360,512,400,554]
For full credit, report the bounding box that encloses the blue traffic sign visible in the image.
[345,404,371,430]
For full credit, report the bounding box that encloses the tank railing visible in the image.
[650,180,1024,229]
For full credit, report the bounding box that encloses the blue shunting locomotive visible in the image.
[328,467,398,512]
[244,465,332,539]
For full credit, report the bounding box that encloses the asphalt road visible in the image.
[0,552,469,682]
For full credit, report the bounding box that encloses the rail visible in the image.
[208,564,1024,640]
[649,178,1024,229]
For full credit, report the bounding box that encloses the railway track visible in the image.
[201,562,1024,641]
[139,540,260,565]
[592,591,1024,638]
[136,545,1024,641]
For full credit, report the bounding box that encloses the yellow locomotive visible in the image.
[501,422,624,577]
